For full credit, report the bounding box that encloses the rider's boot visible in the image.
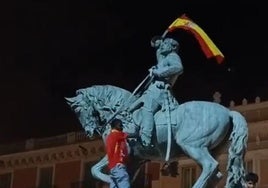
[139,108,155,148]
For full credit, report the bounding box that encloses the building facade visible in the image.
[0,97,268,188]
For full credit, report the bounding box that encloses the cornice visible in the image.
[0,140,105,171]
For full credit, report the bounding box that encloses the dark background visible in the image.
[0,1,267,143]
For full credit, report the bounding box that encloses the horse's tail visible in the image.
[226,111,248,187]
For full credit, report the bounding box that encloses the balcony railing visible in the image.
[0,131,101,155]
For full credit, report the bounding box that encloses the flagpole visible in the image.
[161,29,169,38]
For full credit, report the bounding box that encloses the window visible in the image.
[38,167,53,188]
[245,160,253,173]
[181,166,196,188]
[0,173,11,188]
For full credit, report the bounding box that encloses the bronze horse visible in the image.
[66,85,248,188]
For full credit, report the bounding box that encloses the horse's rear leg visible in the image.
[180,145,219,188]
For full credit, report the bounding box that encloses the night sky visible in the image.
[1,1,267,143]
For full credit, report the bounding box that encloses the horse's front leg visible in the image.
[91,155,111,183]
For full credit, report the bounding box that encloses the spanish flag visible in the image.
[165,14,224,64]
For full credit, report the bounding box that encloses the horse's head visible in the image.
[66,85,139,138]
[65,90,107,138]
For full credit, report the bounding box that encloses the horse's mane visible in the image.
[76,85,135,111]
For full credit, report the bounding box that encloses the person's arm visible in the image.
[106,135,115,158]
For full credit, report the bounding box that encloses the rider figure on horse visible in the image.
[129,36,184,148]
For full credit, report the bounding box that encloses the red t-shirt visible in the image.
[105,130,128,170]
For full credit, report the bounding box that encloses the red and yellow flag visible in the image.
[165,14,224,64]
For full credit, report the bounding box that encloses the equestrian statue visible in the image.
[65,15,248,188]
